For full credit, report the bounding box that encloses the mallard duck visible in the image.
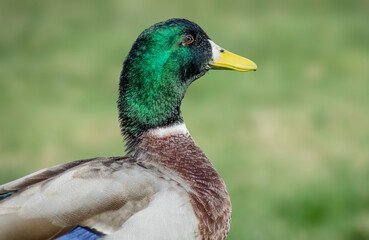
[0,18,256,240]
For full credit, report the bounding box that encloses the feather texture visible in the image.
[0,155,201,239]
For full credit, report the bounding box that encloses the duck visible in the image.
[0,18,257,240]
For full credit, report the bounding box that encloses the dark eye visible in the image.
[181,34,194,45]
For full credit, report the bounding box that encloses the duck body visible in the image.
[0,18,256,239]
[0,124,230,239]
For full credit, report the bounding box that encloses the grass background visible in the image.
[1,0,369,239]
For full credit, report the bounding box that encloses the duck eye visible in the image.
[181,35,194,45]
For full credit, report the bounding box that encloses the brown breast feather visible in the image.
[132,132,232,240]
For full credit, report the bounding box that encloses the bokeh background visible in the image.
[1,0,369,239]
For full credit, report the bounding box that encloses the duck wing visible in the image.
[0,157,165,239]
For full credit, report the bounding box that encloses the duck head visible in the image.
[118,18,257,148]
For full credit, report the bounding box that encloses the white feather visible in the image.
[148,123,189,138]
[104,180,200,240]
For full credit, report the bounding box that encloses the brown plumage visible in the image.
[132,131,232,239]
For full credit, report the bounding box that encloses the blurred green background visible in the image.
[1,0,369,239]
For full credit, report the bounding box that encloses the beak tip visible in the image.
[247,65,257,72]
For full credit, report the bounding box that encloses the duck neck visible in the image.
[118,64,187,151]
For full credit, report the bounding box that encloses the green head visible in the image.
[118,18,257,149]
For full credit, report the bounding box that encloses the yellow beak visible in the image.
[208,40,257,72]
